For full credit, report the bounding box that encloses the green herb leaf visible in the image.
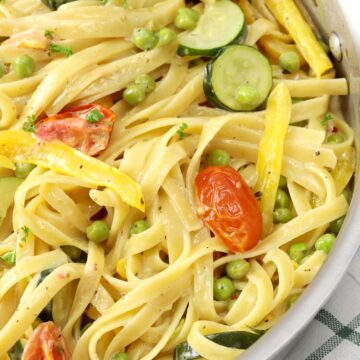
[49,43,73,57]
[176,122,188,140]
[22,115,36,133]
[321,113,333,127]
[18,225,29,242]
[122,0,129,8]
[86,109,104,123]
[44,29,54,39]
[8,340,23,360]
[0,251,16,265]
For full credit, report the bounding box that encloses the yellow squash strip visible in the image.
[0,155,15,170]
[238,0,256,24]
[265,0,333,77]
[256,83,292,235]
[331,147,355,195]
[0,131,144,211]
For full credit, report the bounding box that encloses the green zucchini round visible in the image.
[178,0,247,57]
[203,45,273,112]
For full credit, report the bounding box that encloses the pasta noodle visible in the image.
[0,0,354,359]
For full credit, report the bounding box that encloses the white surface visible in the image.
[338,0,360,54]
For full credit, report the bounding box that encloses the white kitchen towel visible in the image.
[288,248,360,360]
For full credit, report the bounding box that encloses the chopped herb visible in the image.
[106,121,112,127]
[122,0,129,8]
[57,345,64,354]
[86,109,104,123]
[18,225,30,242]
[100,0,109,4]
[44,29,53,39]
[0,251,16,265]
[22,115,36,133]
[176,122,188,140]
[321,113,333,127]
[49,43,73,58]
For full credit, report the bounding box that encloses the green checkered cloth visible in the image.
[288,251,360,359]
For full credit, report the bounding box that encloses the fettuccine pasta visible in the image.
[0,0,354,359]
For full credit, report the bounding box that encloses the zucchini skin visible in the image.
[203,45,273,112]
[37,268,55,322]
[8,340,23,360]
[178,24,248,57]
[41,0,78,10]
[173,330,265,360]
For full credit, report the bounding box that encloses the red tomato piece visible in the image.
[35,104,116,156]
[195,166,262,253]
[21,322,71,360]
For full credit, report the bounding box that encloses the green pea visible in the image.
[225,259,250,280]
[289,242,308,263]
[61,245,82,261]
[273,208,293,224]
[130,220,150,235]
[315,233,336,254]
[175,8,200,30]
[213,277,236,301]
[319,41,330,53]
[86,220,109,243]
[328,215,345,235]
[278,175,287,190]
[279,51,300,73]
[275,189,290,209]
[342,189,352,204]
[132,28,158,51]
[80,323,92,336]
[286,294,299,310]
[156,27,177,47]
[235,83,260,107]
[135,74,156,94]
[123,84,146,106]
[207,149,230,167]
[111,353,130,360]
[0,62,6,78]
[12,54,35,78]
[15,162,36,179]
[327,133,344,144]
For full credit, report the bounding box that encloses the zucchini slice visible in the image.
[204,45,273,111]
[178,0,247,57]
[174,330,265,360]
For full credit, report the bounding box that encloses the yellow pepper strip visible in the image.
[116,258,127,279]
[265,0,333,78]
[0,155,15,170]
[331,147,355,195]
[238,0,256,24]
[255,83,291,235]
[258,35,306,66]
[0,130,144,212]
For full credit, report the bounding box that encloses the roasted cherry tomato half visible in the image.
[35,104,115,156]
[21,321,71,360]
[195,166,262,253]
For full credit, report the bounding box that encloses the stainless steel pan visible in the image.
[240,1,360,358]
